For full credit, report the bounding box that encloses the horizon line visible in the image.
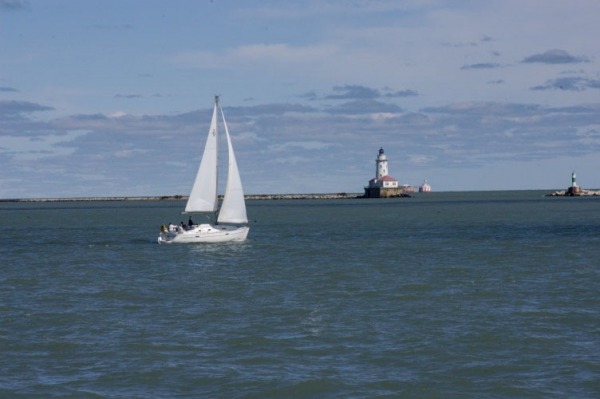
[0,188,577,203]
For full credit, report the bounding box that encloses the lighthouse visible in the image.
[364,148,402,198]
[376,148,389,179]
[567,171,582,195]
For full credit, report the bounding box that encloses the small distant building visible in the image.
[419,180,432,192]
[364,148,404,198]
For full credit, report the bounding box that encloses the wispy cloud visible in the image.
[531,76,600,91]
[324,85,417,100]
[0,100,54,120]
[115,94,143,99]
[384,89,418,98]
[228,103,316,117]
[521,49,589,64]
[0,86,18,92]
[1,130,87,161]
[0,0,28,11]
[326,85,379,100]
[172,43,336,69]
[461,63,501,70]
[269,140,333,152]
[325,99,403,114]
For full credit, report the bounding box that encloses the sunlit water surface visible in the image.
[1,191,599,398]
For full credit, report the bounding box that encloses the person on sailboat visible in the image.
[168,222,176,232]
[188,216,194,227]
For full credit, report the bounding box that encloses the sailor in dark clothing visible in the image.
[188,216,194,227]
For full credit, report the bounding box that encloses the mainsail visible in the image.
[184,102,219,213]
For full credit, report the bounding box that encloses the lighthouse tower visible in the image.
[376,148,389,179]
[568,171,582,195]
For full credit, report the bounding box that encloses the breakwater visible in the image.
[546,189,600,197]
[0,193,365,203]
[246,193,362,200]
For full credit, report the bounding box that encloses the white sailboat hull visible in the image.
[158,224,249,244]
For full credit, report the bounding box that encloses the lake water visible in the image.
[1,191,599,398]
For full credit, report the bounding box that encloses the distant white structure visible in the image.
[364,148,403,198]
[419,180,432,192]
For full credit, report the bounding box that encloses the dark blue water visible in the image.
[1,191,599,398]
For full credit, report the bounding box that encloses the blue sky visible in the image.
[1,0,599,198]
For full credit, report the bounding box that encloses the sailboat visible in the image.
[158,96,249,244]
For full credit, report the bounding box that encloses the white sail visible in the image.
[184,102,219,213]
[217,106,248,224]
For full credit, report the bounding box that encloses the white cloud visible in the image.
[114,148,149,158]
[171,43,337,69]
[109,111,128,118]
[268,141,334,152]
[408,154,436,166]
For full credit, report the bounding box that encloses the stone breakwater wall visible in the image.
[545,190,600,197]
[1,193,369,202]
[0,196,184,202]
[246,193,363,200]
